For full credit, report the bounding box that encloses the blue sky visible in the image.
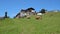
[0,0,60,18]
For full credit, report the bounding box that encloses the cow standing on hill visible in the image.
[36,13,42,20]
[36,9,46,20]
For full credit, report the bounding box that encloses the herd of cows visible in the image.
[14,7,46,19]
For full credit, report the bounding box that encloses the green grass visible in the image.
[0,12,60,34]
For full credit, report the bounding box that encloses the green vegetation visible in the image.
[0,12,60,34]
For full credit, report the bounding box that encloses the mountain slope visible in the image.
[0,12,60,34]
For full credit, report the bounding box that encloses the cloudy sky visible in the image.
[0,0,60,18]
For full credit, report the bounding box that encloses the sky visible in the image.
[0,0,60,18]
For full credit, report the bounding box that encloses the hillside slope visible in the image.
[0,12,60,34]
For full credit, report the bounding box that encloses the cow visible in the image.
[36,13,43,20]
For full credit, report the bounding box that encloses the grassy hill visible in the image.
[0,12,60,34]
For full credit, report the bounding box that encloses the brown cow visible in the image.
[36,16,42,20]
